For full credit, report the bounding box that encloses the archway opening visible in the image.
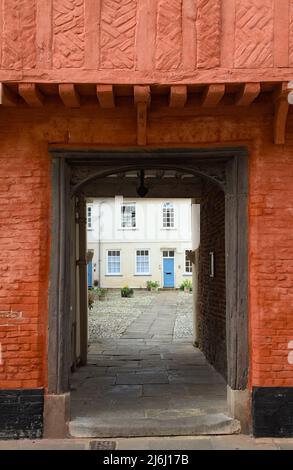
[48,148,248,437]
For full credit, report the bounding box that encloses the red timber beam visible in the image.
[59,84,80,108]
[134,85,150,146]
[235,83,261,106]
[96,85,115,108]
[274,82,290,145]
[18,84,44,107]
[0,81,291,144]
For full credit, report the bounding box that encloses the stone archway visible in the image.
[45,147,249,436]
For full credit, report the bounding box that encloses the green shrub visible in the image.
[146,280,160,291]
[180,279,193,292]
[88,289,95,309]
[121,286,134,298]
[96,288,107,299]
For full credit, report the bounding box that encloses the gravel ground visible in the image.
[173,291,193,339]
[88,290,193,342]
[88,290,156,342]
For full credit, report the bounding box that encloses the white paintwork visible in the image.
[87,197,200,289]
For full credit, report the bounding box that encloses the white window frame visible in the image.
[135,249,150,275]
[121,203,136,229]
[106,250,121,276]
[185,250,193,275]
[162,202,175,229]
[162,250,175,258]
[87,205,93,230]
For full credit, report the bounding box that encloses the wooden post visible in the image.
[77,194,88,366]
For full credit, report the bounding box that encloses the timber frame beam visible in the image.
[134,85,150,146]
[274,82,290,145]
[0,81,290,145]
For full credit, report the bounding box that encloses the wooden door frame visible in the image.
[47,147,248,394]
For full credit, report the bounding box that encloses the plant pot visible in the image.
[151,287,159,292]
[98,295,106,301]
[184,287,191,293]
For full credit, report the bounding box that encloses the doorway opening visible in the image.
[47,148,248,436]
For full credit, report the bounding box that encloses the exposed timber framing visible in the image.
[235,83,261,106]
[134,86,150,146]
[18,83,44,107]
[59,84,80,108]
[48,158,72,394]
[274,82,289,145]
[0,83,18,106]
[169,85,187,108]
[96,85,115,108]
[202,84,225,107]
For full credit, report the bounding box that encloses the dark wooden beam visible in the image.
[59,84,80,108]
[274,82,289,145]
[0,83,18,106]
[235,83,261,106]
[136,102,147,146]
[96,84,115,108]
[169,85,187,108]
[18,83,44,107]
[202,84,225,107]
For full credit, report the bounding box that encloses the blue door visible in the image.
[87,261,93,288]
[163,258,175,288]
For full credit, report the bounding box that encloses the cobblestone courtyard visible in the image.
[70,290,236,438]
[88,290,194,341]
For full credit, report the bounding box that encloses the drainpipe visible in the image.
[98,200,106,287]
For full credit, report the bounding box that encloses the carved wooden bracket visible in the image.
[134,85,150,146]
[18,83,44,107]
[274,82,290,145]
[235,83,261,106]
[0,83,18,106]
[169,85,187,108]
[96,85,115,108]
[202,84,225,107]
[59,84,80,108]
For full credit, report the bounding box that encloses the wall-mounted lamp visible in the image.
[209,252,215,278]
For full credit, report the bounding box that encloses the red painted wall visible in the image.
[0,103,292,390]
[0,1,293,393]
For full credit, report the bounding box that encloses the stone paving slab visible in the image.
[70,291,236,437]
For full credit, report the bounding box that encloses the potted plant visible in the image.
[180,279,192,293]
[121,286,134,298]
[96,287,107,301]
[146,280,160,292]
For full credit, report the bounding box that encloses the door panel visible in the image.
[87,261,93,288]
[163,258,174,288]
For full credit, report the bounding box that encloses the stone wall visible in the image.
[198,183,226,379]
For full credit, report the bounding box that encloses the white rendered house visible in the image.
[87,197,200,289]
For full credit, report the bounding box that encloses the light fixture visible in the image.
[137,170,148,197]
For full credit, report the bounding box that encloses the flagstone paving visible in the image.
[70,291,238,437]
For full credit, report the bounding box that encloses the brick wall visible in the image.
[0,103,292,394]
[198,182,226,379]
[249,109,293,388]
[0,123,51,390]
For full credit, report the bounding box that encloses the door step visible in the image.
[69,413,241,438]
